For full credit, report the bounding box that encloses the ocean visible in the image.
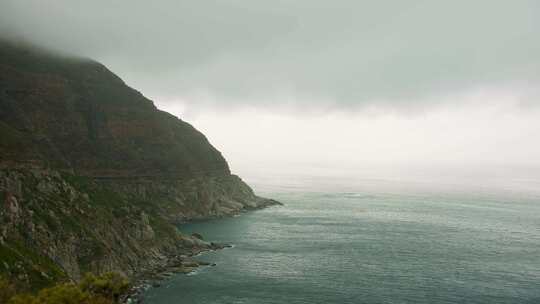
[143,177,540,304]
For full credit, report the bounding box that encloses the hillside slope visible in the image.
[0,40,278,290]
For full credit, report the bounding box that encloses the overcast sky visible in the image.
[2,0,540,189]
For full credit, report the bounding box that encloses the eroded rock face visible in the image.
[0,41,280,289]
[0,158,277,289]
[96,174,279,222]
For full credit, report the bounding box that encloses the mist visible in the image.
[1,0,539,190]
[175,87,540,194]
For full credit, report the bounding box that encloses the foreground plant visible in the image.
[1,272,129,304]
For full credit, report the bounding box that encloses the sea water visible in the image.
[143,179,540,304]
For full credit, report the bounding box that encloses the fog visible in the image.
[1,0,540,190]
[177,88,540,193]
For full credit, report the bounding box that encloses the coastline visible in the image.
[125,241,228,304]
[124,202,282,304]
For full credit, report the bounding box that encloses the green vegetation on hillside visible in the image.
[0,272,129,304]
[0,241,67,291]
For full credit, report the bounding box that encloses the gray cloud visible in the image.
[1,0,539,109]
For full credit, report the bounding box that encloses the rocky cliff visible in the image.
[0,40,278,290]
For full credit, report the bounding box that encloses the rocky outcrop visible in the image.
[95,174,279,222]
[0,40,280,290]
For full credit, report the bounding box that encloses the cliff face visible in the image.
[0,41,278,289]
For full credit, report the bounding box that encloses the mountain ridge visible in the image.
[0,40,279,290]
[0,39,230,178]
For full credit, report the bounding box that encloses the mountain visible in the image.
[0,40,278,290]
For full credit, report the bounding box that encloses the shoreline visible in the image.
[124,240,231,304]
[124,202,282,303]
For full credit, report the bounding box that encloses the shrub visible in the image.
[80,272,129,301]
[1,273,129,304]
[10,284,92,304]
[0,277,16,304]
